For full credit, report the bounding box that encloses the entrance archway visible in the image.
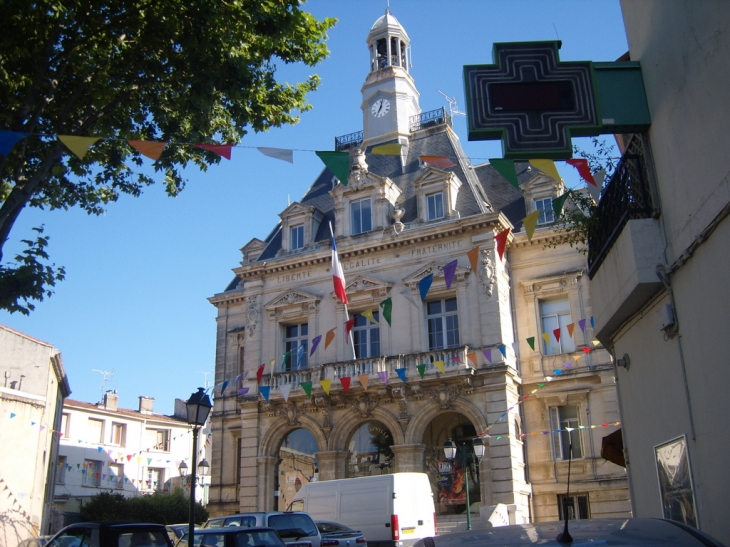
[345,420,395,477]
[276,428,318,510]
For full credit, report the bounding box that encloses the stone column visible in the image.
[256,456,279,511]
[317,450,348,480]
[391,443,426,472]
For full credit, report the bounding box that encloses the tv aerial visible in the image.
[92,369,115,402]
[438,90,466,118]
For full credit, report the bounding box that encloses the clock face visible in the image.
[371,98,391,118]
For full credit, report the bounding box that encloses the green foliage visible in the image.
[546,138,617,252]
[0,0,336,312]
[80,488,209,525]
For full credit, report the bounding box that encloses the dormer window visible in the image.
[351,198,373,235]
[536,198,555,225]
[427,192,445,221]
[278,202,323,255]
[290,225,304,250]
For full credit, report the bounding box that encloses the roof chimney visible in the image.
[103,390,118,411]
[138,396,154,414]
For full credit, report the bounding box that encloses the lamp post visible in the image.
[184,387,212,546]
[443,437,485,531]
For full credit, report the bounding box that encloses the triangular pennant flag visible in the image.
[590,316,595,328]
[418,274,434,301]
[582,346,592,354]
[379,297,392,326]
[320,379,332,395]
[345,318,356,341]
[256,363,266,384]
[552,192,571,219]
[572,354,581,361]
[579,319,587,333]
[98,447,104,453]
[127,455,132,461]
[310,335,322,356]
[219,379,231,396]
[58,135,100,159]
[378,371,389,385]
[340,377,351,394]
[566,158,597,186]
[0,131,30,157]
[417,364,427,378]
[301,381,313,398]
[542,332,551,344]
[399,287,418,309]
[316,151,350,185]
[128,140,167,161]
[443,259,458,289]
[526,337,535,350]
[358,374,369,391]
[451,355,462,363]
[325,328,337,350]
[280,384,291,402]
[498,344,507,357]
[237,388,250,396]
[467,246,480,273]
[483,349,492,363]
[553,369,563,375]
[490,158,519,189]
[567,323,575,337]
[494,228,510,260]
[296,344,305,369]
[433,360,445,373]
[467,353,478,369]
[553,328,561,342]
[195,143,232,160]
[257,147,293,163]
[522,210,540,241]
[420,155,456,168]
[529,159,562,183]
[259,386,271,402]
[592,340,601,346]
[361,308,377,324]
[371,143,402,155]
[9,413,16,419]
[395,368,407,383]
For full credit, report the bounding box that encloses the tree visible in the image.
[0,0,335,313]
[80,489,209,524]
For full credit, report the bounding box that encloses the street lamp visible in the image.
[185,387,212,546]
[443,437,485,531]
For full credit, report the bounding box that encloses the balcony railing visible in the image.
[334,130,364,152]
[587,136,655,279]
[409,107,451,132]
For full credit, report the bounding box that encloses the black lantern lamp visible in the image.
[185,387,212,547]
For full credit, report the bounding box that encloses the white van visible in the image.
[287,473,436,547]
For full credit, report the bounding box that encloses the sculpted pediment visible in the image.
[333,275,392,306]
[265,288,321,310]
[412,167,451,187]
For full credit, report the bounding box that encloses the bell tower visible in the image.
[361,9,421,147]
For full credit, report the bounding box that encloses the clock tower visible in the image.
[361,9,421,147]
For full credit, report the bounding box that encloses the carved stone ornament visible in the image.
[246,295,259,338]
[314,395,332,430]
[481,249,496,297]
[348,148,370,189]
[277,401,302,426]
[391,386,409,420]
[428,383,461,410]
[350,394,379,419]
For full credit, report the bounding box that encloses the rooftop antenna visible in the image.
[198,371,214,390]
[92,369,114,402]
[438,90,466,118]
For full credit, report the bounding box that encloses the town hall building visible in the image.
[207,10,629,526]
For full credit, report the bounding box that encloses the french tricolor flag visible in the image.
[331,235,349,305]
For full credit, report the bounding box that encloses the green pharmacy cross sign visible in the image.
[464,41,650,159]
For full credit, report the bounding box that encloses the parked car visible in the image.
[412,518,725,547]
[202,512,321,547]
[45,522,172,547]
[315,521,366,547]
[175,526,285,547]
[166,525,189,544]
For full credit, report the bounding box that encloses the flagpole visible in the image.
[329,222,357,360]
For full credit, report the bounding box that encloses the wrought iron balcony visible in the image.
[409,107,451,132]
[334,130,364,152]
[587,136,655,279]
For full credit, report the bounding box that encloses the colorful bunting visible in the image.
[257,147,293,163]
[490,158,520,190]
[259,386,270,402]
[310,335,322,356]
[361,308,378,324]
[542,332,551,345]
[0,131,29,157]
[256,363,265,384]
[567,323,575,338]
[590,316,595,329]
[494,228,510,260]
[371,143,402,155]
[399,287,418,309]
[522,210,540,241]
[566,158,596,186]
[552,192,571,219]
[420,155,456,168]
[301,382,313,398]
[379,297,392,326]
[526,337,535,350]
[483,349,492,363]
[378,371,389,386]
[417,364,427,378]
[340,377,351,394]
[418,274,434,301]
[395,368,407,383]
[466,353,478,369]
[443,259,458,289]
[195,143,232,160]
[320,379,332,395]
[433,360,445,373]
[316,151,350,185]
[237,388,249,396]
[325,328,337,350]
[296,345,305,369]
[128,140,167,161]
[280,384,291,402]
[529,159,561,183]
[58,135,100,159]
[467,246,480,272]
[498,344,507,357]
[358,374,369,391]
[579,319,587,333]
[345,318,356,340]
[553,328,561,343]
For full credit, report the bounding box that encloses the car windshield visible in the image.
[268,515,317,538]
[118,531,170,547]
[179,530,285,547]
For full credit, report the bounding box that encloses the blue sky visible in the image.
[1,1,628,415]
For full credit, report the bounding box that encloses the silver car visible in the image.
[203,512,321,547]
[315,521,366,547]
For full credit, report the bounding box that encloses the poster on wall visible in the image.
[437,459,466,506]
[654,435,698,528]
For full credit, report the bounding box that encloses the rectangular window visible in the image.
[550,405,583,460]
[290,225,304,250]
[540,299,576,355]
[353,312,380,358]
[87,418,104,444]
[61,413,70,437]
[558,494,590,520]
[56,456,67,484]
[146,428,171,452]
[147,467,165,491]
[536,197,555,224]
[350,198,373,235]
[427,298,460,350]
[82,459,102,487]
[110,422,126,446]
[109,463,124,489]
[427,192,445,221]
[284,323,309,371]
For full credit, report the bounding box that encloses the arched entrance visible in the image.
[345,420,395,477]
[276,428,318,510]
[422,412,481,515]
